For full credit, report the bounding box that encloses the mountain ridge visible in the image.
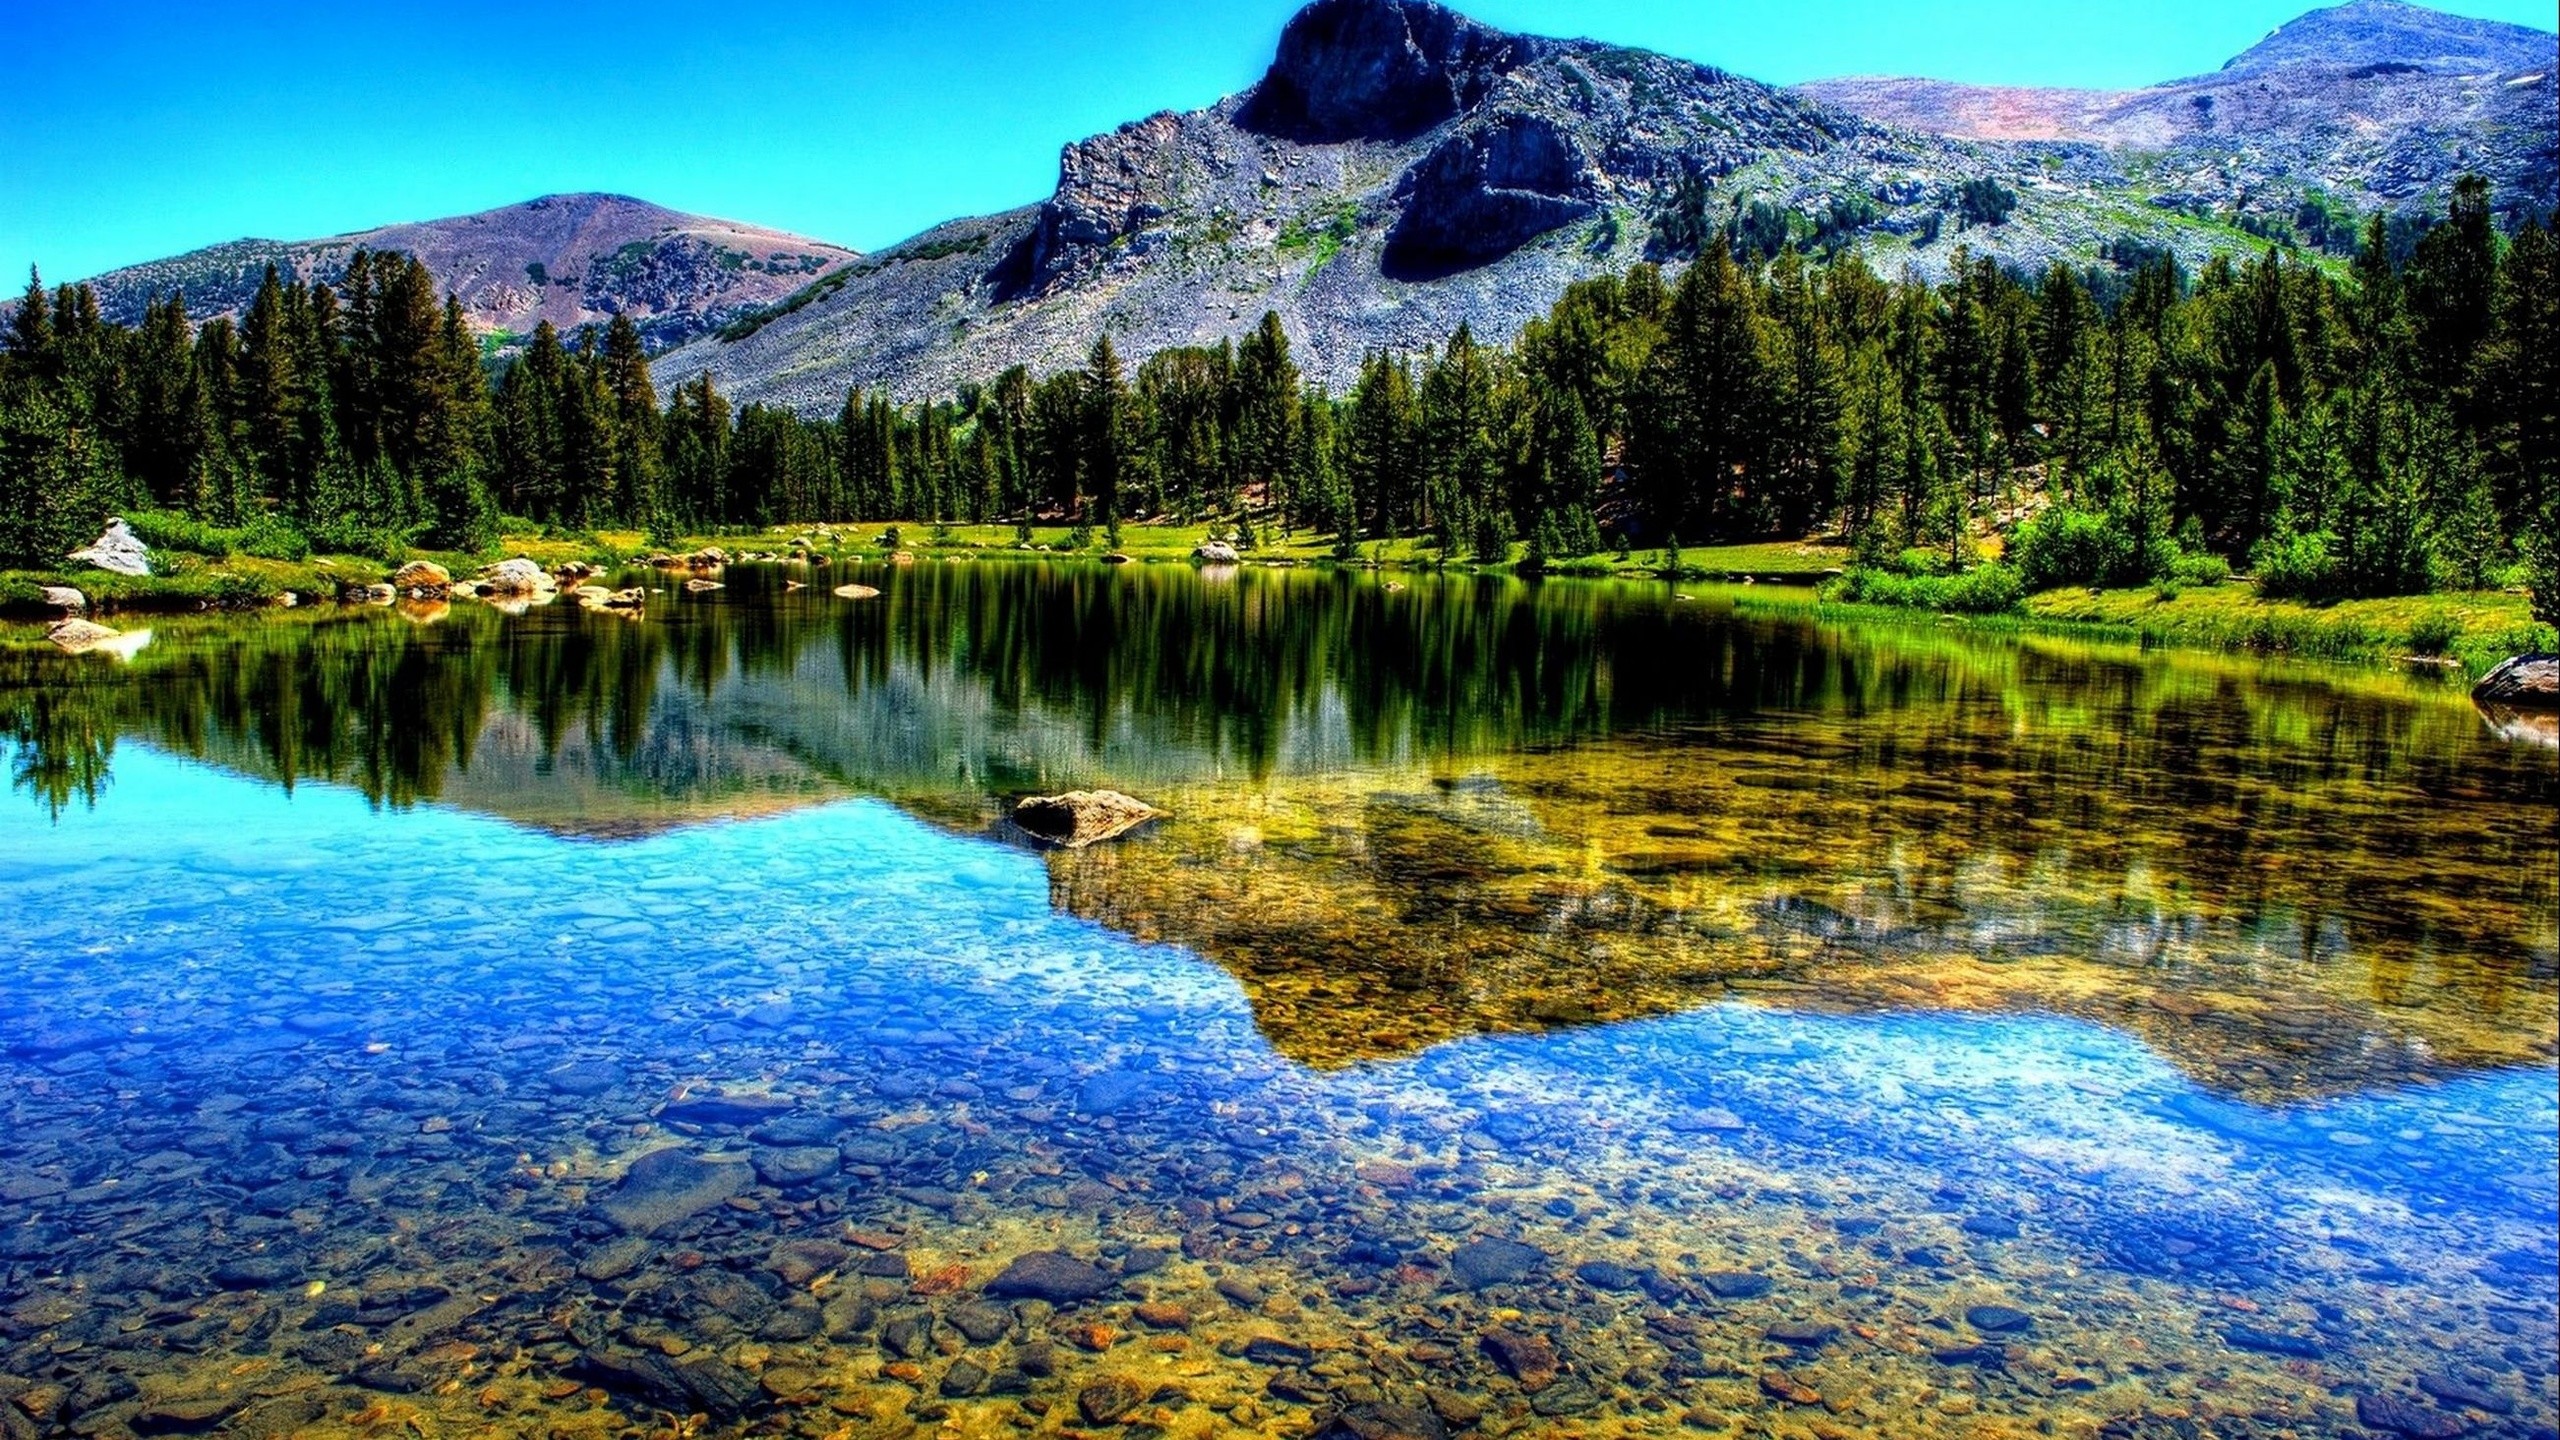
[28,0,2556,404]
[47,193,860,353]
[1799,0,2555,215]
[656,0,2555,410]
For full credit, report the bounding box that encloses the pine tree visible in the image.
[1344,352,1420,540]
[601,313,663,530]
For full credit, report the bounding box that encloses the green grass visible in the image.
[2023,583,2551,679]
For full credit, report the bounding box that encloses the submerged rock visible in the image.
[1478,1328,1559,1388]
[660,1091,796,1127]
[67,517,150,576]
[573,1346,761,1420]
[2472,653,2558,709]
[1449,1236,1546,1288]
[832,583,881,599]
[2355,1393,2469,1438]
[599,1148,752,1234]
[1013,790,1162,848]
[1077,1375,1145,1424]
[985,1250,1115,1303]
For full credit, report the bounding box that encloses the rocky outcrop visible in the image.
[2471,653,2559,710]
[1012,790,1162,848]
[1385,111,1597,277]
[67,519,150,577]
[1240,0,1540,142]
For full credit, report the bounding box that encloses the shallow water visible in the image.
[2,562,2553,1440]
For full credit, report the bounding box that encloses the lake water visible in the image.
[2,562,2554,1440]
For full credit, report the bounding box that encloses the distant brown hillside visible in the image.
[56,193,860,353]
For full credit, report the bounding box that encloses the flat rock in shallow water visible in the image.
[546,1060,624,1096]
[659,1091,795,1127]
[1077,1375,1145,1424]
[2416,1374,2513,1414]
[2355,1394,2470,1438]
[601,1149,752,1234]
[1014,789,1162,847]
[129,1395,238,1435]
[752,1145,840,1187]
[1479,1329,1560,1389]
[985,1250,1115,1302]
[1450,1237,1547,1288]
[577,1236,652,1283]
[1966,1304,2033,1333]
[1573,1260,1648,1291]
[2223,1324,2324,1358]
[210,1255,299,1290]
[1077,1069,1165,1115]
[1310,1402,1448,1440]
[573,1346,761,1420]
[1700,1270,1772,1299]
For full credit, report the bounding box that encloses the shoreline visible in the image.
[6,523,2548,682]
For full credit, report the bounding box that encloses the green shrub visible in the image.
[122,508,311,562]
[1827,561,2025,613]
[2168,552,2232,587]
[2252,531,2341,600]
[2404,612,2462,656]
[305,517,416,563]
[2009,506,2134,590]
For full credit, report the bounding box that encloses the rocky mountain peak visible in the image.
[1238,0,1544,142]
[2217,0,2554,76]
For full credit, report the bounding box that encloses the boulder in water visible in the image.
[2471,652,2558,710]
[390,560,450,593]
[477,557,557,596]
[1013,790,1162,848]
[1193,541,1241,564]
[66,518,150,576]
[47,618,142,657]
[37,585,85,613]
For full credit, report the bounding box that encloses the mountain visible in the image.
[1800,1,2556,220]
[59,193,861,352]
[658,0,2556,411]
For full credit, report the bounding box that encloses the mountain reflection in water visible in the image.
[0,561,2553,1440]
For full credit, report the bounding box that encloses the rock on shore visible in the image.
[2471,653,2558,710]
[67,518,150,576]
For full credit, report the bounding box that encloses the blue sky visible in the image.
[5,0,2553,283]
